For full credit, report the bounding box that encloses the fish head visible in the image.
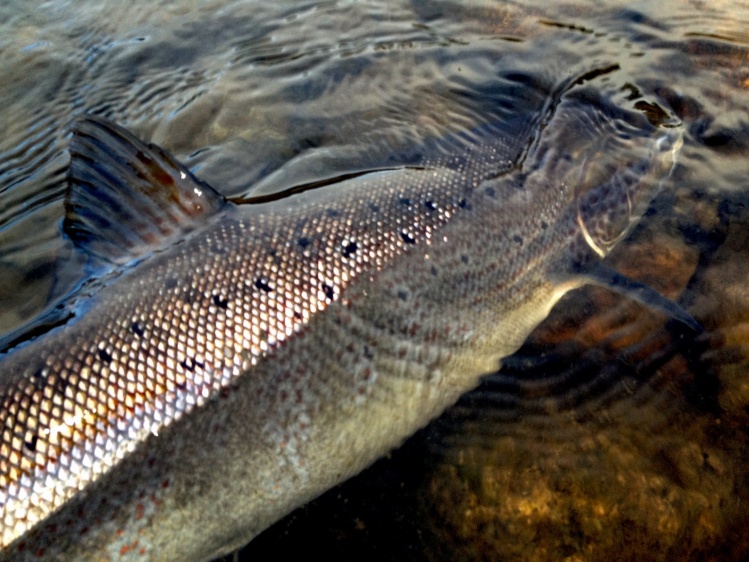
[523,87,684,272]
[572,97,683,260]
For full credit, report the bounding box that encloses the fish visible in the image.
[0,84,683,561]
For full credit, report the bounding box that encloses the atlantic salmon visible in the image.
[0,86,682,560]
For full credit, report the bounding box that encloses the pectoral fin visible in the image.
[64,116,227,265]
[581,262,702,333]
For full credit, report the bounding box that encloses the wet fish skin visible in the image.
[0,88,680,561]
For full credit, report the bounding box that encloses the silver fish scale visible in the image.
[0,154,490,549]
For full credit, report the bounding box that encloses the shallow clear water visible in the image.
[0,0,748,560]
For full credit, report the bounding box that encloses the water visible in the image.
[0,1,747,560]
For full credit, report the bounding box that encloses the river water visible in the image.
[0,1,747,561]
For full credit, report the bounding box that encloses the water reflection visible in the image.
[0,0,747,560]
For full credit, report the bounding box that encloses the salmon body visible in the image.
[0,85,681,560]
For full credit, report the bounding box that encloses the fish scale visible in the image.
[0,86,681,560]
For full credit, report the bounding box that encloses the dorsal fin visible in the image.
[64,116,226,264]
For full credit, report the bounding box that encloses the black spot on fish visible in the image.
[293,311,303,320]
[363,345,374,360]
[98,348,113,364]
[267,248,277,257]
[180,357,204,372]
[458,198,470,210]
[430,265,438,276]
[298,237,311,248]
[322,283,335,300]
[424,200,436,211]
[54,375,68,393]
[32,368,45,390]
[461,255,469,264]
[399,197,412,206]
[541,220,549,230]
[400,231,416,245]
[131,322,144,337]
[254,278,273,293]
[342,241,358,258]
[326,208,340,218]
[513,235,524,245]
[213,294,229,309]
[484,186,496,198]
[369,203,381,213]
[397,289,409,301]
[165,278,178,290]
[24,435,38,453]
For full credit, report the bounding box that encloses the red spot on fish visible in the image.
[136,502,145,520]
[161,478,169,489]
[120,539,140,556]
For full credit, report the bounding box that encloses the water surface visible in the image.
[0,1,748,560]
